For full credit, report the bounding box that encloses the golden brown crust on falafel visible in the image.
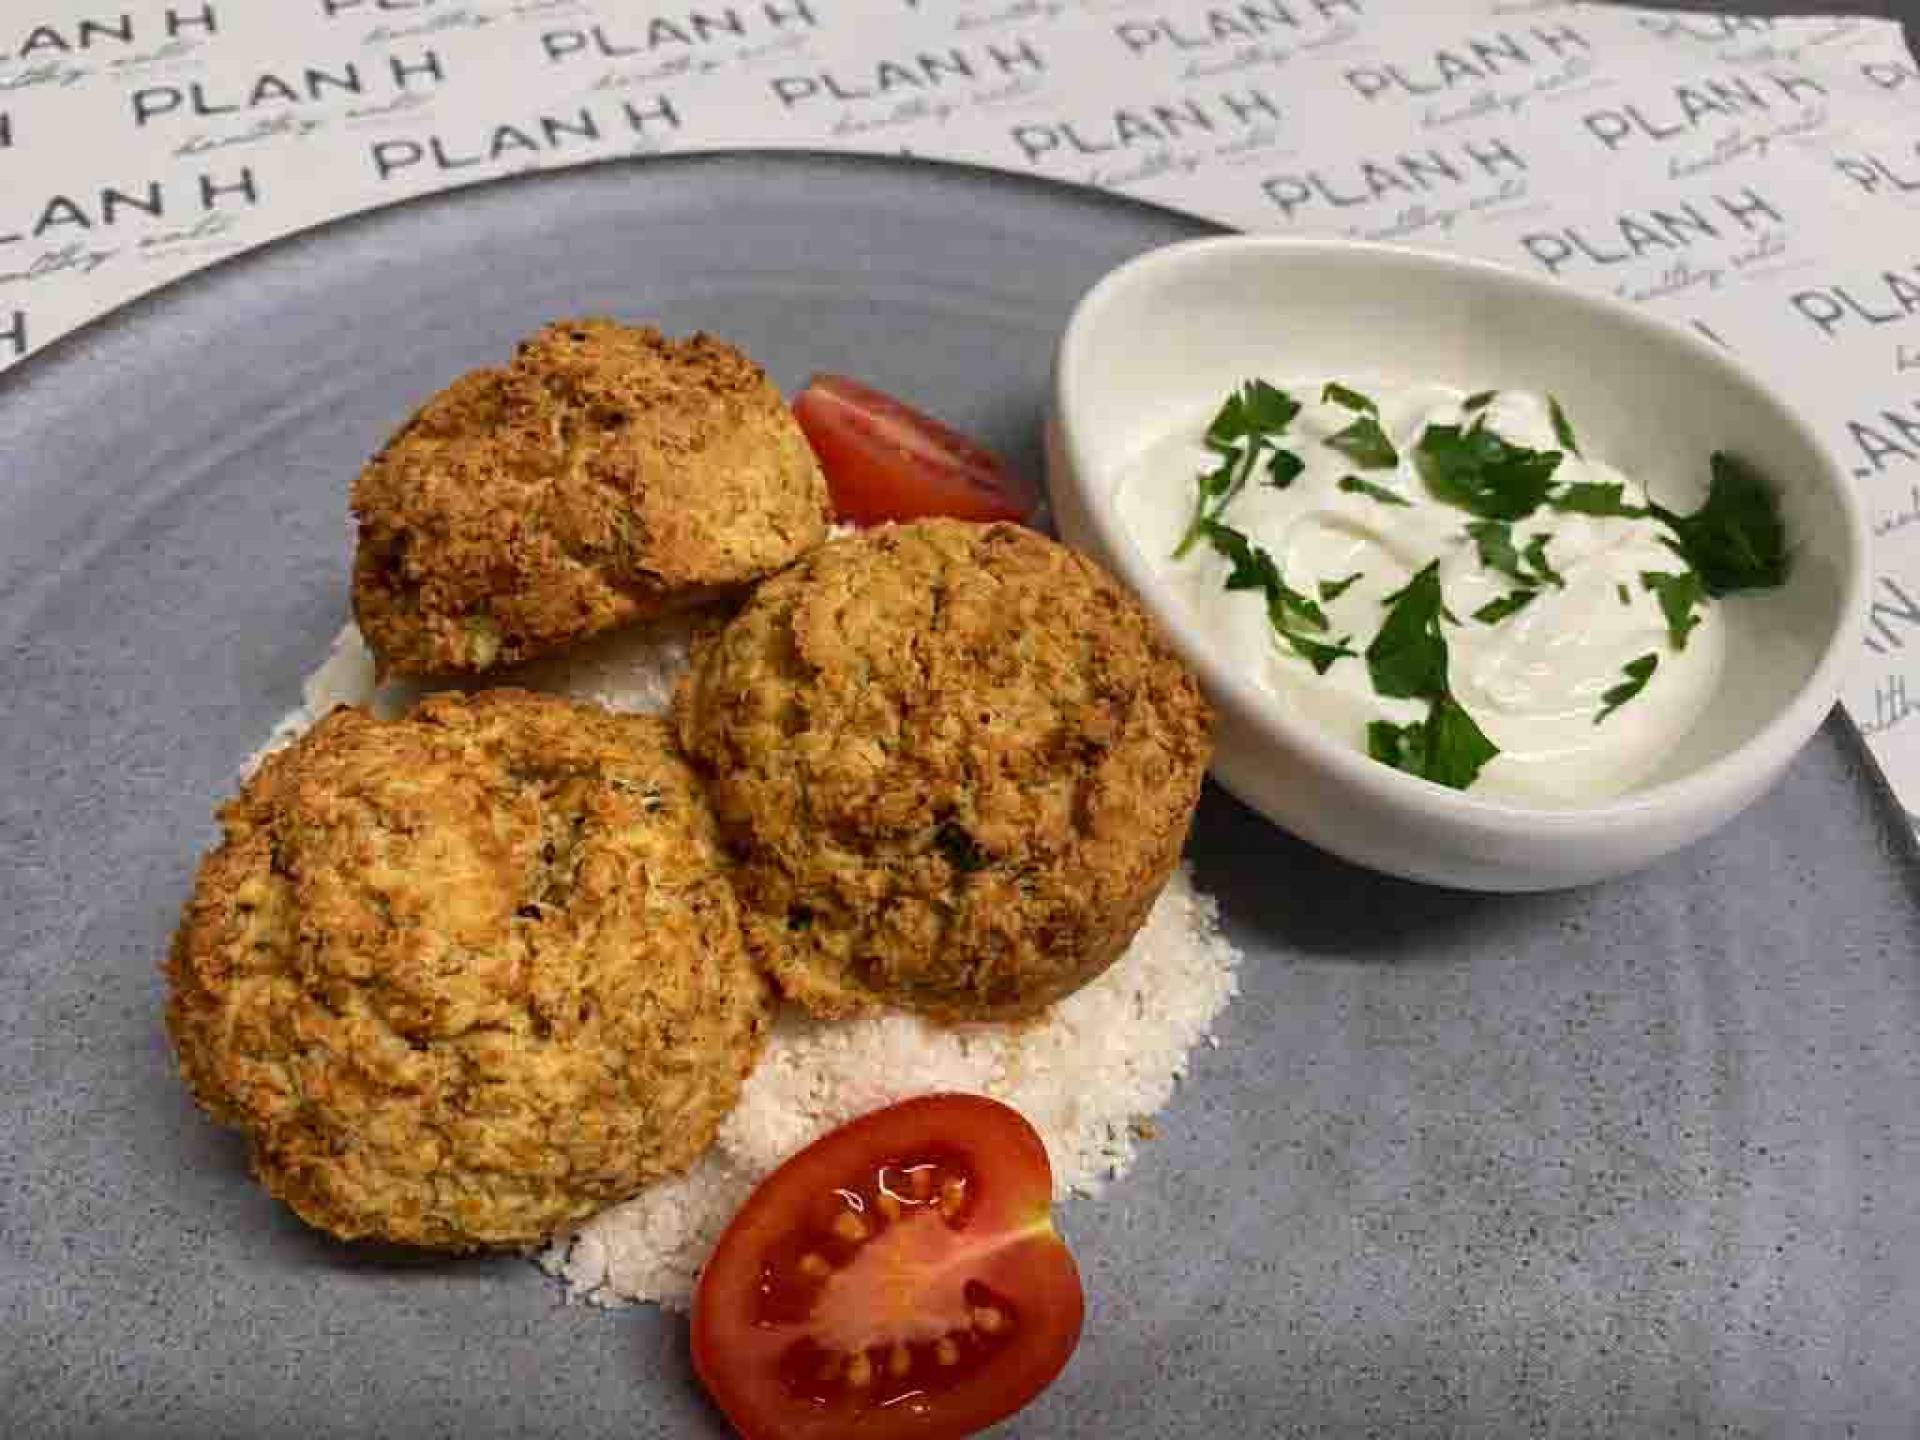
[165,689,768,1250]
[674,519,1212,1022]
[351,320,829,677]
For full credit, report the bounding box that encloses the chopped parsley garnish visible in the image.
[1322,381,1378,414]
[1467,520,1561,589]
[1174,449,1250,559]
[1469,520,1525,581]
[1368,696,1499,791]
[1651,451,1788,595]
[1366,716,1424,772]
[1206,379,1300,448]
[1327,414,1399,470]
[1521,534,1563,589]
[1414,423,1563,520]
[1550,482,1647,518]
[1473,588,1538,624]
[1548,395,1580,455]
[1278,630,1357,675]
[1170,384,1792,792]
[1357,553,1511,789]
[1319,571,1364,602]
[1366,563,1449,700]
[1641,570,1705,650]
[1596,653,1659,724]
[1208,520,1323,626]
[1175,379,1302,557]
[1201,520,1354,674]
[1338,473,1411,507]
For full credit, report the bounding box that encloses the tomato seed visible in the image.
[972,1305,1006,1335]
[832,1211,869,1243]
[797,1252,831,1279]
[875,1192,902,1222]
[908,1166,934,1200]
[934,1338,960,1367]
[887,1344,912,1378]
[845,1352,874,1389]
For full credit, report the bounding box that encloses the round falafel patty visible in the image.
[674,519,1212,1022]
[351,319,830,677]
[166,690,768,1249]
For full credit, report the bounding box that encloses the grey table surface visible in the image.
[2,7,1919,1439]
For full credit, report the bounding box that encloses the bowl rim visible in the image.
[1052,233,1872,835]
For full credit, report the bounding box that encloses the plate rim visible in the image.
[0,147,1227,395]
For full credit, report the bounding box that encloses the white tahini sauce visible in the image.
[1116,384,1725,806]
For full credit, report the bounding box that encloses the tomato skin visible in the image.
[691,1095,1083,1440]
[792,375,1040,527]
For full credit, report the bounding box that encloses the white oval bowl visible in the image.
[1049,236,1869,891]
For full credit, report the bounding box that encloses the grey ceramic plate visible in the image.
[3,153,1918,1440]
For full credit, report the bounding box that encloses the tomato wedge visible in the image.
[792,374,1040,526]
[691,1095,1084,1440]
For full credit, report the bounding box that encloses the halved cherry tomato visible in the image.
[691,1094,1084,1440]
[792,374,1040,526]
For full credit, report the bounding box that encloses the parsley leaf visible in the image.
[1425,696,1500,788]
[1367,716,1426,778]
[1322,382,1378,415]
[1468,520,1525,582]
[1273,576,1328,630]
[1367,714,1423,765]
[1368,696,1499,790]
[1201,520,1354,674]
[1319,571,1364,602]
[1551,482,1648,518]
[1652,451,1789,595]
[1327,414,1399,470]
[1362,561,1504,787]
[1597,653,1659,724]
[1522,534,1564,589]
[1548,395,1581,455]
[1414,424,1563,520]
[1473,588,1538,624]
[1176,381,1303,557]
[1467,521,1561,589]
[1338,473,1411,507]
[1282,632,1359,674]
[1641,569,1705,650]
[1199,453,1244,506]
[1461,389,1497,414]
[1174,449,1253,558]
[1267,448,1305,488]
[1366,562,1448,700]
[1214,532,1325,630]
[1210,518,1296,607]
[1206,379,1300,449]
